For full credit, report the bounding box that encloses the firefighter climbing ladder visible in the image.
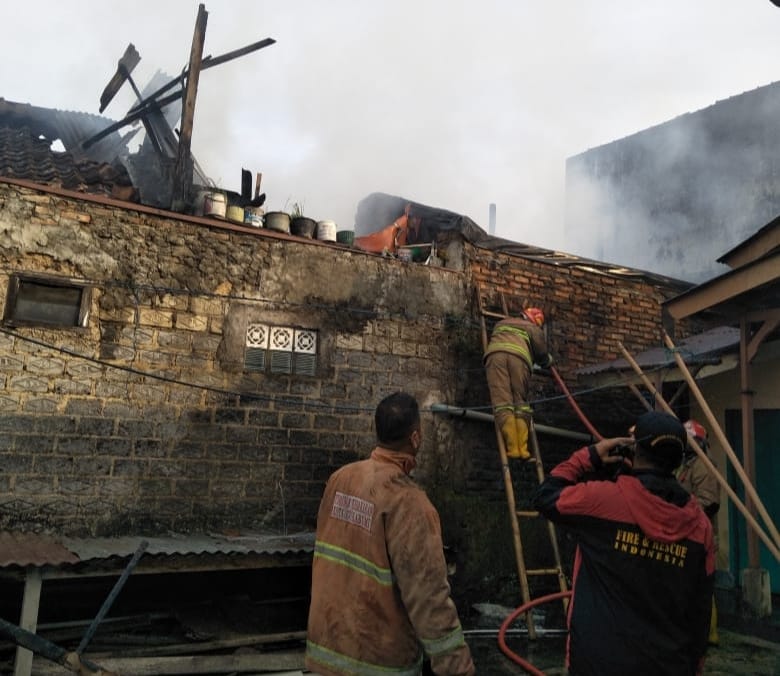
[476,286,569,639]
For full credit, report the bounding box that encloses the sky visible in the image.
[3,1,780,257]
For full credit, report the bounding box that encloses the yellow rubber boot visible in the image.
[500,418,522,459]
[514,417,532,461]
[708,599,719,646]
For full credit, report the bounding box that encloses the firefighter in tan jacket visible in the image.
[305,392,475,676]
[483,307,552,460]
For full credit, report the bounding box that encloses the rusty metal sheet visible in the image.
[0,530,315,569]
[0,532,79,567]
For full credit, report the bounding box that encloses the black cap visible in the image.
[634,411,687,471]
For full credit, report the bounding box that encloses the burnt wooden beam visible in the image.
[86,631,306,659]
[32,651,304,675]
[82,35,276,154]
[171,3,208,210]
[80,90,182,151]
[99,44,141,113]
[199,37,277,70]
[126,38,276,117]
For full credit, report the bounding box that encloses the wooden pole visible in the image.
[617,342,780,563]
[662,331,780,552]
[13,568,41,676]
[172,3,208,211]
[628,382,653,412]
[739,319,760,567]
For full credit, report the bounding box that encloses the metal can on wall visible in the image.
[203,192,226,219]
[316,220,337,242]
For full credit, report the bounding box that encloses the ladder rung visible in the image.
[516,510,540,518]
[526,567,565,576]
[481,309,507,319]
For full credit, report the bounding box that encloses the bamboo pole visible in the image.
[662,332,780,552]
[617,342,780,564]
[628,382,653,412]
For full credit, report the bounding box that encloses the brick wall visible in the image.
[466,243,695,445]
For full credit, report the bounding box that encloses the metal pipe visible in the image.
[464,628,567,637]
[77,540,148,655]
[431,404,592,442]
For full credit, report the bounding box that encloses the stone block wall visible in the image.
[0,178,702,610]
[0,181,470,537]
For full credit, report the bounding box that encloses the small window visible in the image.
[3,274,91,328]
[245,323,318,376]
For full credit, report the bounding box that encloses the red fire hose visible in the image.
[550,365,603,441]
[497,590,573,675]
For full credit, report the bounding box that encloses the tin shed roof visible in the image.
[575,325,741,377]
[0,531,80,567]
[0,531,315,569]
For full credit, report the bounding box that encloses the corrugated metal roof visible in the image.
[60,532,316,562]
[575,325,741,376]
[0,532,80,567]
[0,531,314,569]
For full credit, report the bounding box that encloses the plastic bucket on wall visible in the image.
[203,192,226,219]
[244,206,264,228]
[194,188,211,216]
[291,216,317,238]
[336,230,355,246]
[226,204,245,224]
[265,211,291,233]
[316,220,337,242]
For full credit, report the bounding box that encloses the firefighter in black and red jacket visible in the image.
[533,411,715,676]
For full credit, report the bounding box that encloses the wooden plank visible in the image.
[172,3,208,210]
[14,567,42,676]
[87,631,306,659]
[32,650,304,675]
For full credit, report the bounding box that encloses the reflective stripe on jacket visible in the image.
[305,448,475,676]
[483,317,550,369]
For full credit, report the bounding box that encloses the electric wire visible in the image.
[0,325,684,418]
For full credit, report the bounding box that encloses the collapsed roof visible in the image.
[0,90,210,207]
[355,192,695,289]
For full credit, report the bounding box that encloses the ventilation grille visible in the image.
[245,324,318,375]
